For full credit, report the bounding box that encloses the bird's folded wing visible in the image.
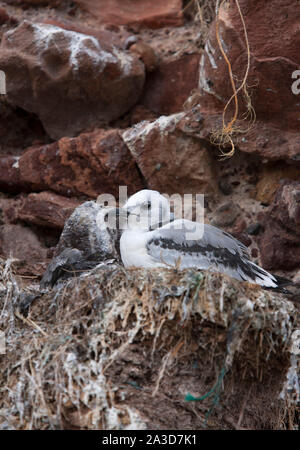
[146,220,276,285]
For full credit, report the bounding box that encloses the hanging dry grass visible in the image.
[209,0,256,158]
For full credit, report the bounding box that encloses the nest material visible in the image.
[0,258,299,430]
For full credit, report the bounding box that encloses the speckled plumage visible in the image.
[41,201,120,288]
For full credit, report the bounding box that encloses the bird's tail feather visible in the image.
[265,274,294,294]
[246,260,293,293]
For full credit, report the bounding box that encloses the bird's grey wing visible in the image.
[40,248,83,288]
[199,223,250,258]
[146,220,274,285]
[41,247,117,289]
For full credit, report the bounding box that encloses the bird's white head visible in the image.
[122,189,173,231]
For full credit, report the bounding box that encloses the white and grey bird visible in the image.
[119,189,291,292]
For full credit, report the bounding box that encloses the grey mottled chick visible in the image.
[40,201,120,288]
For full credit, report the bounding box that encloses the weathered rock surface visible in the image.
[122,112,217,196]
[256,164,300,204]
[141,54,200,115]
[235,122,300,162]
[0,101,49,156]
[0,223,47,262]
[129,41,159,72]
[40,18,130,48]
[3,0,59,5]
[210,201,241,228]
[229,218,252,248]
[259,181,300,270]
[198,0,300,161]
[3,191,80,229]
[0,6,17,26]
[74,0,183,28]
[0,155,24,193]
[0,129,144,197]
[0,21,145,139]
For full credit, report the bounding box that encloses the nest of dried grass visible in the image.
[0,258,299,429]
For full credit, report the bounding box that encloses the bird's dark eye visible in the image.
[146,201,151,210]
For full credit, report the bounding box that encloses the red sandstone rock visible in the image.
[16,129,144,198]
[198,0,300,161]
[141,54,200,115]
[231,232,252,248]
[129,42,159,72]
[251,248,258,259]
[4,192,81,229]
[0,7,17,25]
[122,112,217,196]
[0,7,9,24]
[41,18,128,50]
[259,182,300,270]
[75,0,183,28]
[210,202,241,228]
[0,101,48,156]
[2,0,60,6]
[235,122,300,162]
[0,21,145,139]
[256,165,300,204]
[129,105,158,125]
[231,218,247,235]
[0,155,24,193]
[0,223,47,262]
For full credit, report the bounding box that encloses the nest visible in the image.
[0,258,299,429]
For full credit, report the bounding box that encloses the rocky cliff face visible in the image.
[0,0,299,430]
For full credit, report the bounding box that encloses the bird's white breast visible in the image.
[120,230,163,268]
